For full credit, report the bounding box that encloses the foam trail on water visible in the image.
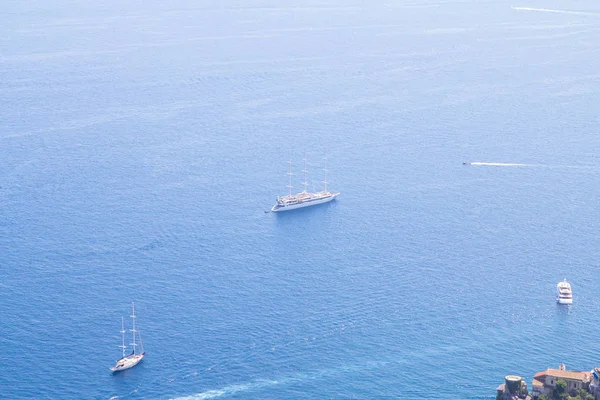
[511,6,600,16]
[168,336,482,400]
[171,382,266,400]
[468,162,542,167]
[465,162,600,170]
[169,360,389,400]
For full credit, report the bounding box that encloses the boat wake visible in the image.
[511,6,600,16]
[150,324,479,400]
[169,360,388,400]
[464,161,599,169]
[170,380,279,400]
[466,162,541,167]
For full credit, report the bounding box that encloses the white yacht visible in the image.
[110,302,145,372]
[556,279,573,305]
[271,157,339,213]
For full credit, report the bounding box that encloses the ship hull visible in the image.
[557,297,572,305]
[556,280,572,305]
[110,353,145,372]
[271,193,338,213]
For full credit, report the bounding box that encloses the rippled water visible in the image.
[1,0,600,398]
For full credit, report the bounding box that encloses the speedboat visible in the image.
[556,279,573,305]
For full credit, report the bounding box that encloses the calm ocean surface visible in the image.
[2,0,600,398]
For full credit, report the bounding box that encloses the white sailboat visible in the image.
[271,156,339,212]
[110,302,145,372]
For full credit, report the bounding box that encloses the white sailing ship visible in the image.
[271,157,339,213]
[110,302,145,372]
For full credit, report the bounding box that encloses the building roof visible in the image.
[532,378,544,387]
[534,369,590,382]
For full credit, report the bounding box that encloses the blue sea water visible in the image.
[2,0,600,398]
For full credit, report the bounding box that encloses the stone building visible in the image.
[531,364,590,398]
[497,375,531,400]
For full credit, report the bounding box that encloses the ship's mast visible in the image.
[119,317,126,358]
[138,329,145,354]
[302,153,309,193]
[322,156,329,193]
[286,160,294,197]
[130,302,137,355]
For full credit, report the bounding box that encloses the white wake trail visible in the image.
[171,381,274,400]
[468,162,542,167]
[511,6,600,16]
[465,162,600,169]
[169,359,389,400]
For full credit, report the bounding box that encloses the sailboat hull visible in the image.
[271,192,339,212]
[110,353,145,372]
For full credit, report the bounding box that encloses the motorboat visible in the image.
[556,279,573,305]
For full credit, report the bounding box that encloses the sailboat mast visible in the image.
[286,160,293,197]
[302,154,309,193]
[120,317,126,358]
[130,302,137,355]
[322,156,328,193]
